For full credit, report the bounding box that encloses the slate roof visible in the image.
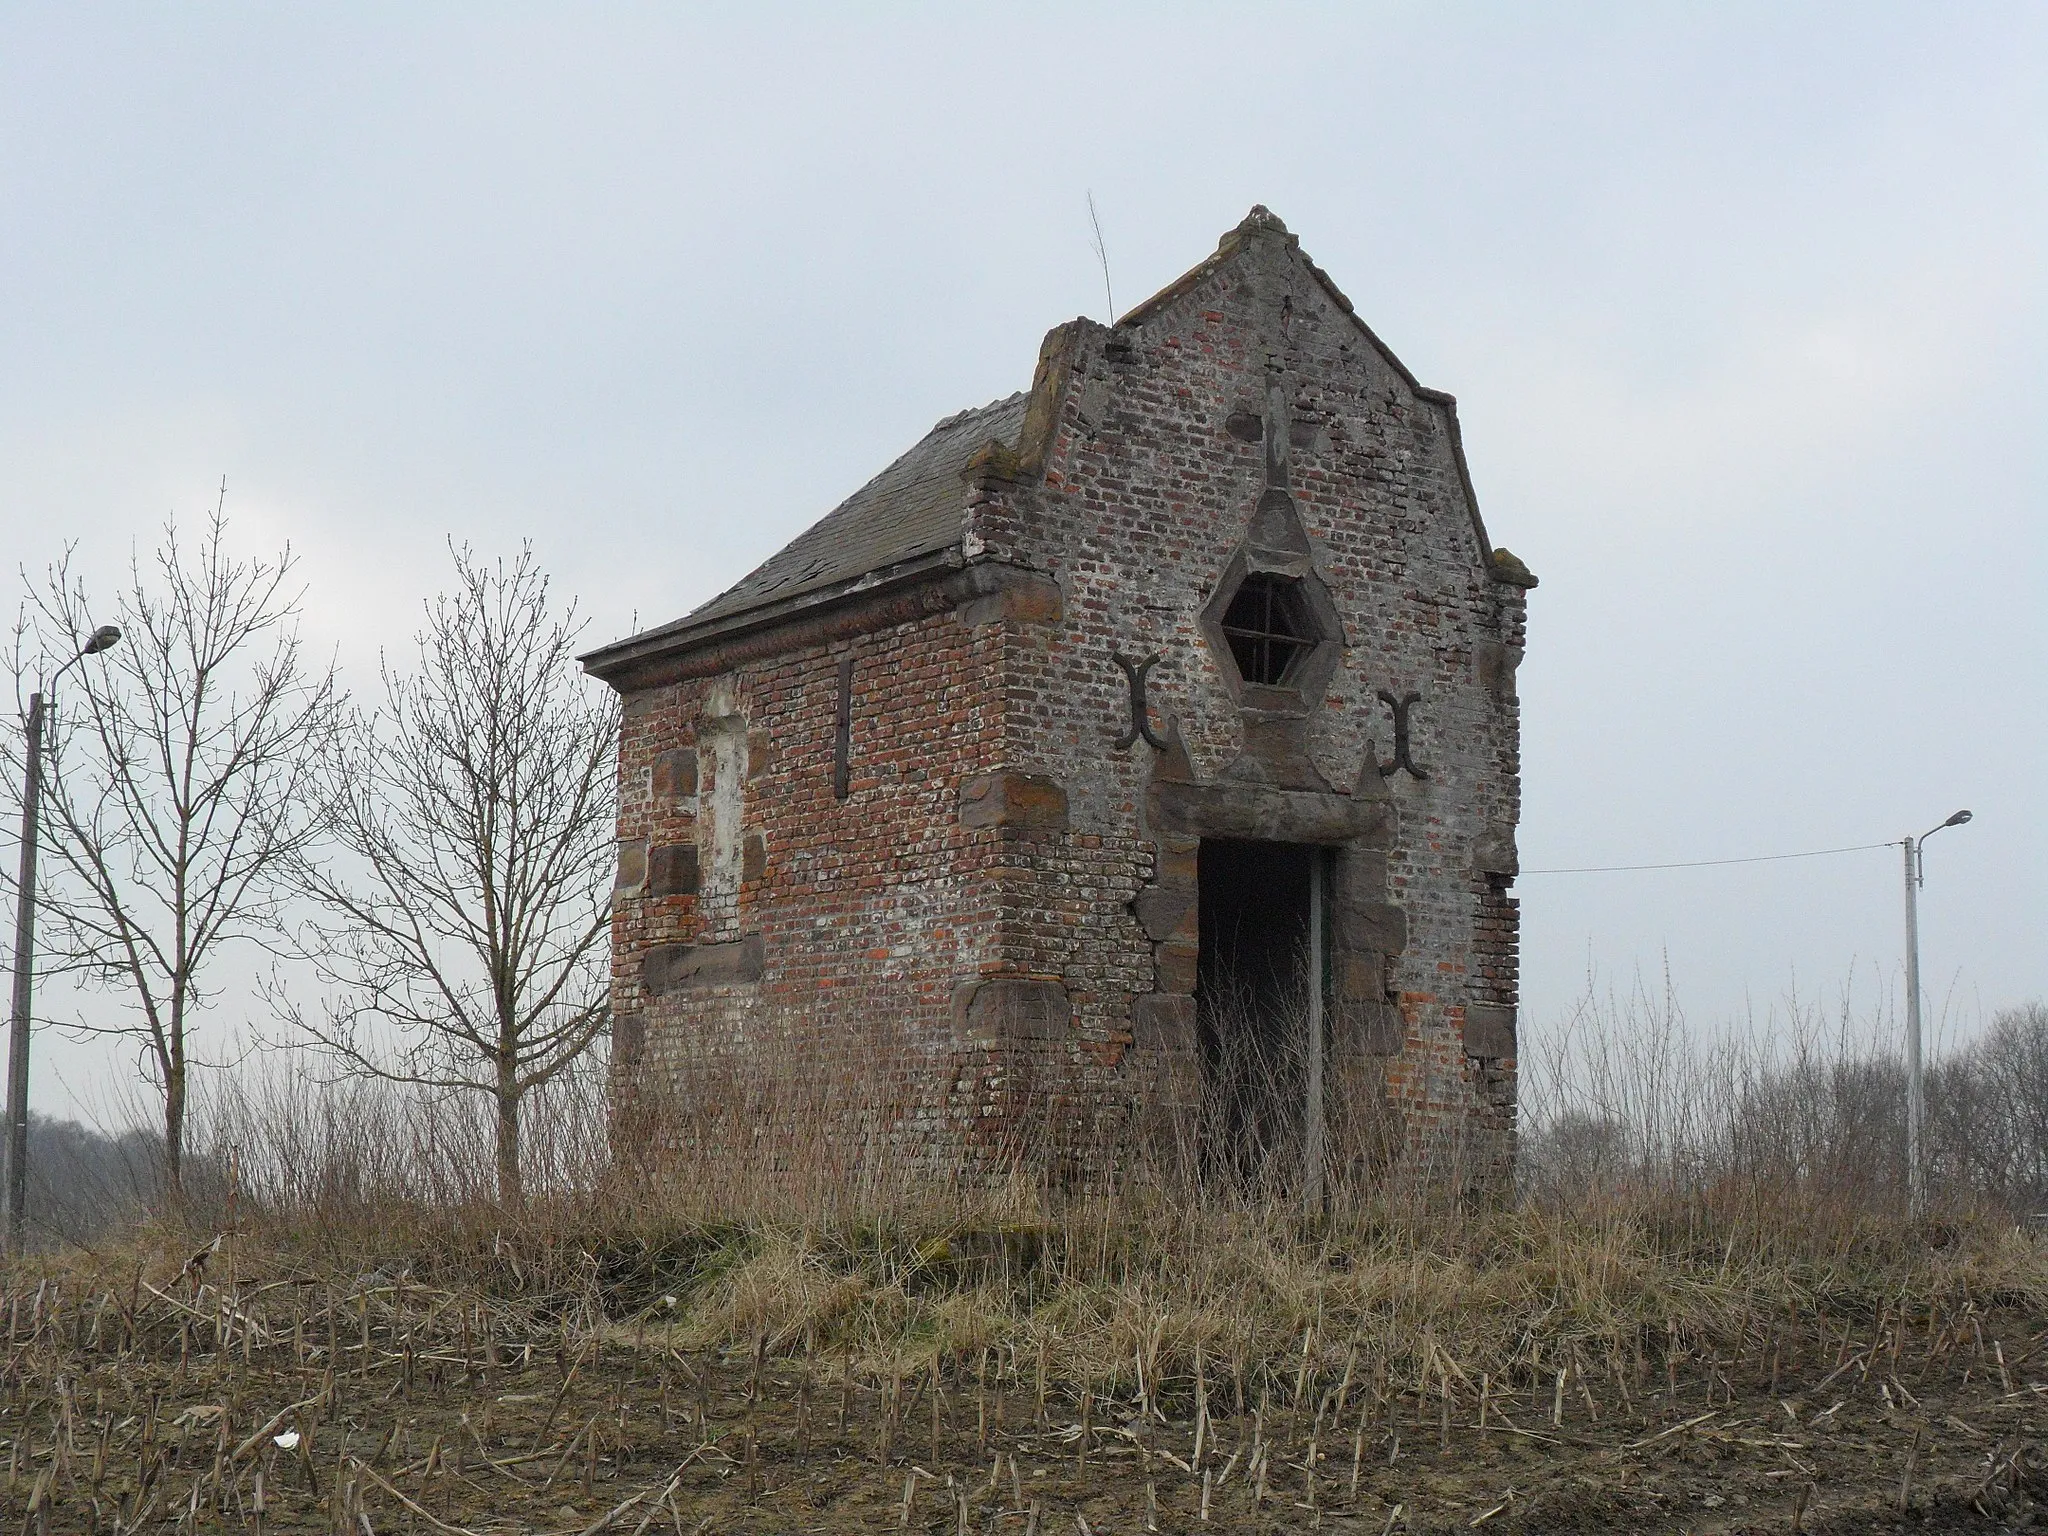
[648,392,1029,641]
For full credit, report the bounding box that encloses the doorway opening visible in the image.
[1196,838,1328,1191]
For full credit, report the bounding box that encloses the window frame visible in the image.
[1219,572,1313,687]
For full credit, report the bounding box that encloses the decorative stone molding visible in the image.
[1472,823,1519,880]
[652,747,697,802]
[614,839,647,895]
[956,572,1063,629]
[1197,549,1344,718]
[1489,548,1539,589]
[953,978,1071,1045]
[960,771,1070,833]
[647,843,699,898]
[642,933,765,994]
[1465,1005,1517,1060]
[1472,640,1520,703]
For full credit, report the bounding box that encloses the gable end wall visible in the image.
[967,225,1527,1184]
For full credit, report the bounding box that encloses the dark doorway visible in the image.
[1196,838,1326,1188]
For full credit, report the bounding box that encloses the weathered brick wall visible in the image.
[598,208,1529,1191]
[608,601,1020,1166]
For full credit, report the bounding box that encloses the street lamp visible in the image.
[5,623,121,1253]
[1903,807,1972,1220]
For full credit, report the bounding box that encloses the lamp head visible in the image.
[81,625,121,656]
[1944,809,1973,828]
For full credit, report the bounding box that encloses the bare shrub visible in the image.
[189,1046,609,1230]
[1521,969,2048,1235]
[1930,1001,2048,1211]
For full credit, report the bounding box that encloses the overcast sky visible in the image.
[3,5,2042,1122]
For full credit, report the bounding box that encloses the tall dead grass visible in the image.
[21,985,2048,1401]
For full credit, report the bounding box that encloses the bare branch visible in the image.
[8,497,345,1189]
[285,544,618,1203]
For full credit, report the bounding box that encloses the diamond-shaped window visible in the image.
[1221,573,1313,686]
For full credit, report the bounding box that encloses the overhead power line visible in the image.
[1521,839,1898,876]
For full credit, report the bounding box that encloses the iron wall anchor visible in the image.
[1113,652,1170,751]
[1376,689,1428,780]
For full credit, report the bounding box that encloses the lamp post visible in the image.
[6,623,121,1253]
[1903,807,1973,1220]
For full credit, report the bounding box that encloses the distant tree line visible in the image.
[1523,1000,2048,1215]
[11,1112,227,1246]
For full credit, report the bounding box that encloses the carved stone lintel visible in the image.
[1150,780,1393,847]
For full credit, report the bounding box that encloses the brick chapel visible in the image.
[584,208,1535,1189]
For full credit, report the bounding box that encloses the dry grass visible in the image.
[6,994,2048,1529]
[5,1176,2048,1533]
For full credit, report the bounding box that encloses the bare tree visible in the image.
[8,502,342,1191]
[285,546,617,1203]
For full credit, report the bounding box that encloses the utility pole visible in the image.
[1902,835,1926,1220]
[5,692,45,1254]
[1902,808,1973,1221]
[5,624,120,1253]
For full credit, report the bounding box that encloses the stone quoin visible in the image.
[582,208,1535,1190]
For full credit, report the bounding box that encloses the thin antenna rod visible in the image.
[1087,191,1116,324]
